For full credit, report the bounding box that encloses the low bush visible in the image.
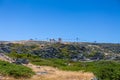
[0,60,35,78]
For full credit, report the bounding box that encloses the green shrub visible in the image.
[0,60,35,78]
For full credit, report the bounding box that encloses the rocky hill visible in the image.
[0,40,120,61]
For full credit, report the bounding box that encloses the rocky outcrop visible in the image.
[0,41,120,61]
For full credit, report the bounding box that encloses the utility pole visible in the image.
[76,37,79,44]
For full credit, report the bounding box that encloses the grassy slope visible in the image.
[7,53,120,80]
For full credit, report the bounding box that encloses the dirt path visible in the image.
[25,63,95,80]
[1,63,94,80]
[0,53,14,63]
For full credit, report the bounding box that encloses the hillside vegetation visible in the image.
[0,41,120,61]
[7,53,120,80]
[1,41,120,80]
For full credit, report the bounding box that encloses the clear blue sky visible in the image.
[0,0,120,43]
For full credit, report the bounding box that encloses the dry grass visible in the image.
[27,64,94,80]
